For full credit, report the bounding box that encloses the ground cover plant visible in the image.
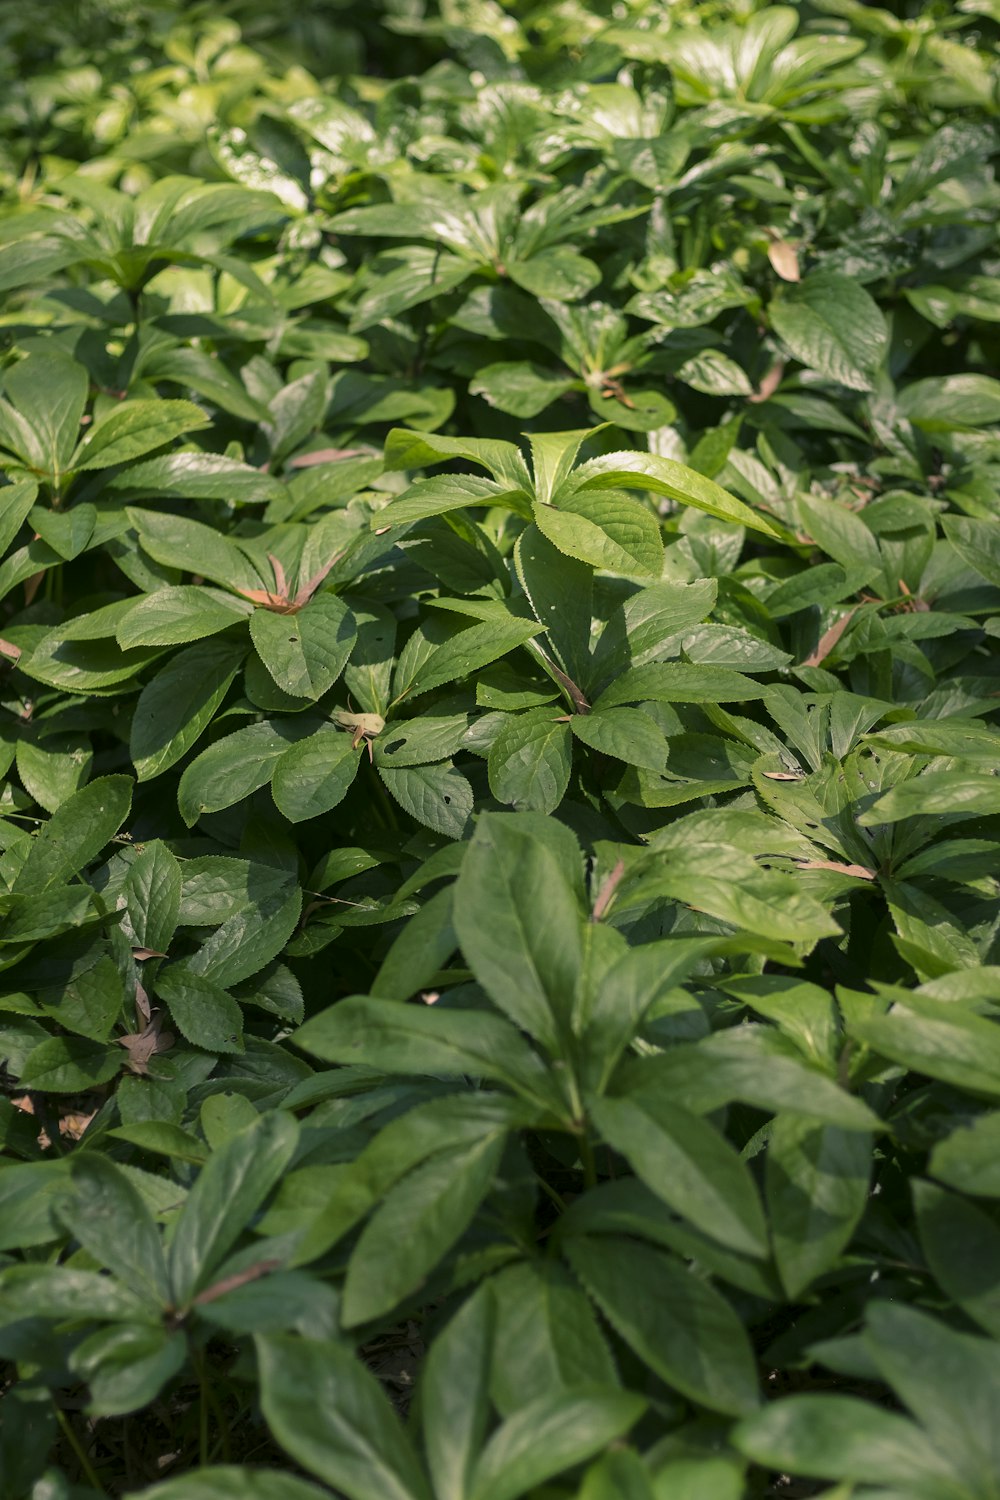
[0,0,999,1494]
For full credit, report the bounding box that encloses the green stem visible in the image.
[57,1407,106,1495]
[579,1131,598,1190]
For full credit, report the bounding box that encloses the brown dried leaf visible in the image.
[801,609,856,668]
[23,570,44,607]
[0,637,21,663]
[289,447,367,469]
[795,858,877,880]
[749,360,785,404]
[118,1006,174,1076]
[767,238,801,283]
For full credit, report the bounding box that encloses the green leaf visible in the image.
[859,770,1000,825]
[565,1236,759,1416]
[167,1110,298,1305]
[124,840,181,954]
[130,638,246,781]
[178,719,311,825]
[72,1323,187,1417]
[766,1114,871,1297]
[514,525,593,687]
[469,1388,645,1500]
[490,1261,619,1415]
[571,451,778,536]
[570,707,668,771]
[769,273,887,391]
[913,1180,1000,1338]
[111,450,285,505]
[250,593,356,701]
[2,351,88,484]
[116,586,252,649]
[535,490,664,578]
[57,1154,170,1305]
[134,1470,331,1500]
[594,662,766,709]
[257,1333,431,1500]
[155,964,244,1054]
[342,1131,505,1326]
[863,1300,1000,1486]
[379,761,474,839]
[128,508,264,594]
[471,361,578,418]
[590,1094,768,1257]
[272,728,361,822]
[898,373,1000,431]
[397,617,543,702]
[13,775,132,894]
[72,399,210,470]
[487,709,573,814]
[942,514,1000,588]
[18,1035,121,1093]
[186,874,302,987]
[508,246,601,300]
[841,992,1000,1100]
[454,814,583,1051]
[733,1396,953,1489]
[293,996,564,1114]
[928,1110,1000,1197]
[421,1286,494,1500]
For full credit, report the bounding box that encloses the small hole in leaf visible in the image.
[443,795,451,804]
[384,738,405,755]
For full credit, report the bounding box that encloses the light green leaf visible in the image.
[272,729,361,822]
[72,399,210,470]
[769,273,887,391]
[535,490,664,578]
[258,1334,431,1500]
[250,593,356,701]
[766,1114,871,1297]
[116,586,252,649]
[454,814,583,1050]
[469,1387,645,1500]
[570,451,778,536]
[488,708,573,814]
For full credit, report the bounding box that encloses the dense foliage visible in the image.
[0,0,999,1495]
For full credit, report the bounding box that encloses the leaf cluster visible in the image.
[0,1,1000,1498]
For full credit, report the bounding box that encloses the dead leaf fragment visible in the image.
[801,608,857,668]
[0,637,20,663]
[795,859,877,880]
[749,360,785,404]
[119,1008,176,1080]
[767,238,801,283]
[289,447,367,468]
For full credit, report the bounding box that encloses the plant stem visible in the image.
[57,1407,106,1495]
[579,1131,598,1190]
